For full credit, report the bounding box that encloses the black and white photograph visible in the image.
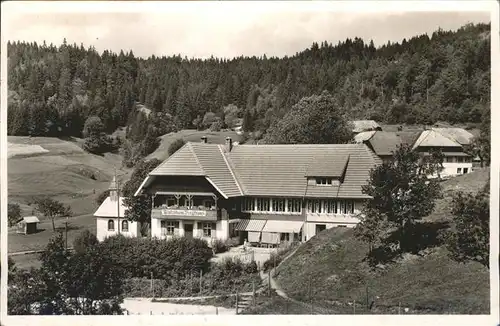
[0,1,498,325]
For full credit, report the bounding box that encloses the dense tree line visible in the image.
[7,23,490,143]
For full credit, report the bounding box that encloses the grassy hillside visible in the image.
[147,129,241,161]
[271,169,490,314]
[8,136,131,217]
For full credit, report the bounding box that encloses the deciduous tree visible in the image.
[355,144,442,263]
[263,91,352,144]
[33,197,72,231]
[122,159,162,234]
[446,180,490,268]
[8,203,22,227]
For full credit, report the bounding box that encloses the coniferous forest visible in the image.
[7,22,490,143]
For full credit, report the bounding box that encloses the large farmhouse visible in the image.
[355,127,476,178]
[133,137,381,246]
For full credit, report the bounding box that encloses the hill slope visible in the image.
[8,136,131,216]
[147,129,241,161]
[273,169,490,314]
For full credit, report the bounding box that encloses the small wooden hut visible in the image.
[17,216,40,235]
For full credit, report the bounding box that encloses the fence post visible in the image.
[252,280,256,305]
[200,270,203,294]
[309,279,312,314]
[398,302,401,314]
[235,292,239,315]
[216,306,218,315]
[365,285,369,309]
[151,272,154,298]
[273,254,276,276]
[353,301,356,314]
[268,269,271,296]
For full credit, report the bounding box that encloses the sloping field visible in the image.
[425,167,490,223]
[8,136,131,217]
[147,129,241,161]
[271,169,490,314]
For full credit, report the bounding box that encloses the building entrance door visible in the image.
[184,223,194,239]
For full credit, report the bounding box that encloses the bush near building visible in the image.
[99,235,213,279]
[123,257,260,298]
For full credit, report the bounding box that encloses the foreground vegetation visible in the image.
[8,230,261,315]
[271,165,490,314]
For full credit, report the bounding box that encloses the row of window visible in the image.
[160,221,214,237]
[445,156,473,163]
[315,178,340,186]
[107,220,129,232]
[242,198,302,213]
[306,199,355,214]
[241,198,356,214]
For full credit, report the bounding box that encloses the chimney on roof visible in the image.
[225,137,233,152]
[201,136,208,144]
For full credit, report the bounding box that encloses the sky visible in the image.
[2,2,492,59]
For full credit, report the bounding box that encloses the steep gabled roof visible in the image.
[151,143,205,176]
[94,197,128,218]
[367,131,421,156]
[413,130,462,149]
[432,128,474,146]
[148,142,243,198]
[227,144,380,198]
[305,154,349,178]
[354,130,376,143]
[190,143,243,197]
[352,120,381,133]
[139,143,381,199]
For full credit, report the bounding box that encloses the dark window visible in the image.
[122,220,129,232]
[108,220,115,231]
[315,224,326,234]
[203,223,213,237]
[161,220,176,235]
[463,168,468,174]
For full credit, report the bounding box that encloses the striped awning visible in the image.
[262,220,304,233]
[234,219,266,232]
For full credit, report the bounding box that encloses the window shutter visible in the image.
[211,223,216,231]
[175,221,179,228]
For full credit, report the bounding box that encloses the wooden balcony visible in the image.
[152,206,219,221]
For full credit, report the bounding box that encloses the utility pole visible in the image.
[115,169,121,235]
[151,272,154,298]
[65,216,68,250]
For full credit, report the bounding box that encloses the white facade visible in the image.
[150,217,229,246]
[96,217,140,242]
[94,194,140,242]
[441,156,473,177]
[304,199,363,240]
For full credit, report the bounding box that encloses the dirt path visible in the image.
[122,298,236,315]
[258,245,338,314]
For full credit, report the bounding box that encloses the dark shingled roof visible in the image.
[141,143,381,199]
[367,131,421,156]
